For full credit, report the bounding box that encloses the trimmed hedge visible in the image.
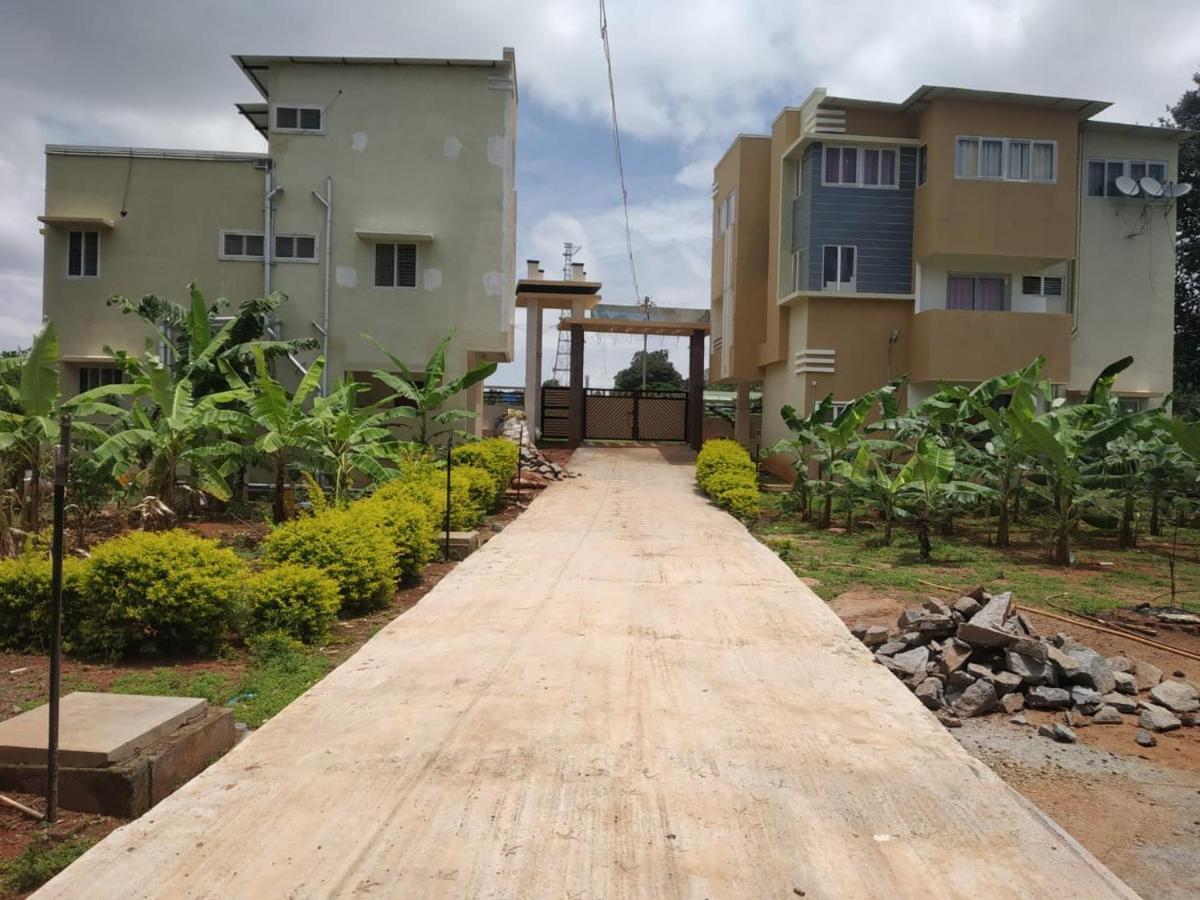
[0,551,87,653]
[355,490,438,581]
[264,508,396,614]
[696,439,760,520]
[375,464,484,531]
[245,564,340,644]
[451,438,519,509]
[77,530,247,657]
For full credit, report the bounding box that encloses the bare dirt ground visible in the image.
[829,588,1200,900]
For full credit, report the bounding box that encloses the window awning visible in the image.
[355,229,434,243]
[38,215,115,230]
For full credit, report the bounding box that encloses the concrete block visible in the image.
[0,692,206,767]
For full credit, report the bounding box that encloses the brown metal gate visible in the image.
[540,386,571,440]
[581,388,688,442]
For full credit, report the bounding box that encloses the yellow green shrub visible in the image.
[714,485,762,520]
[355,490,438,581]
[245,563,340,645]
[0,551,88,652]
[77,530,247,657]
[451,438,518,509]
[375,464,484,531]
[696,439,756,493]
[264,508,395,614]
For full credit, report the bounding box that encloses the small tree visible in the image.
[613,349,684,391]
[895,438,992,562]
[363,330,496,446]
[309,380,411,503]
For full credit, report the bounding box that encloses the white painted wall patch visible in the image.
[351,132,368,152]
[423,268,443,291]
[443,136,463,159]
[335,265,358,288]
[486,135,507,167]
[482,271,504,297]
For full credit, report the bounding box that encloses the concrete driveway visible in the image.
[39,445,1136,898]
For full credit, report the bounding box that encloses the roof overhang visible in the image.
[38,215,115,230]
[516,292,602,310]
[354,229,434,243]
[900,85,1110,120]
[236,103,269,139]
[233,53,516,101]
[1082,120,1195,141]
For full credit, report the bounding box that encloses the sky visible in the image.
[1,0,1198,387]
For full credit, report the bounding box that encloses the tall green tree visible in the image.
[1164,73,1200,415]
[613,349,684,391]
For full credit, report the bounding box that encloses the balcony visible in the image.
[908,309,1072,384]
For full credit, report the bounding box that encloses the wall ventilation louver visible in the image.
[793,348,836,375]
[805,107,846,135]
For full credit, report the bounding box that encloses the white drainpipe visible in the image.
[312,176,333,395]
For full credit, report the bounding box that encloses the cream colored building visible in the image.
[41,52,518,430]
[709,85,1188,477]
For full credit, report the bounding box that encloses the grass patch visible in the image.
[106,635,329,729]
[0,837,97,893]
[755,492,1200,615]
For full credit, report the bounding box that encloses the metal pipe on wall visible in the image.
[312,176,333,395]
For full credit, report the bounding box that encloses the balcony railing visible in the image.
[908,309,1072,384]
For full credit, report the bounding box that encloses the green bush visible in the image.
[456,464,496,517]
[696,438,756,493]
[451,438,518,509]
[376,464,484,531]
[355,490,438,581]
[703,470,756,498]
[264,508,396,614]
[0,550,87,652]
[245,563,341,644]
[77,530,246,657]
[715,486,762,520]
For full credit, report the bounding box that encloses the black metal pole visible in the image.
[46,414,70,824]
[444,434,453,560]
[516,423,524,508]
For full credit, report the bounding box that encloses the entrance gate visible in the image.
[583,388,688,442]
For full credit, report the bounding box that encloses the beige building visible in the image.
[41,52,519,430]
[710,85,1188,477]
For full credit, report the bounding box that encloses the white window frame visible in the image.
[1021,275,1064,296]
[271,104,324,134]
[715,190,737,239]
[273,233,319,264]
[916,144,927,187]
[946,273,1009,311]
[830,401,851,420]
[65,230,100,279]
[822,145,899,189]
[791,248,805,292]
[955,135,1057,183]
[793,158,803,198]
[373,242,419,290]
[218,229,265,261]
[1085,158,1169,198]
[821,244,856,292]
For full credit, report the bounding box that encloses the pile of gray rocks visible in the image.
[496,411,573,482]
[852,587,1199,747]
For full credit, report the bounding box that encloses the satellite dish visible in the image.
[1139,176,1164,198]
[1114,175,1138,197]
[1164,182,1193,199]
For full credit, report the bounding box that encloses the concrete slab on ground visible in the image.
[37,447,1138,898]
[0,692,206,767]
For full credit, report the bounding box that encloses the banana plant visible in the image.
[941,356,1044,547]
[94,350,250,513]
[309,379,413,504]
[809,388,884,529]
[223,348,324,523]
[0,321,124,533]
[770,394,834,521]
[362,330,496,447]
[895,438,993,561]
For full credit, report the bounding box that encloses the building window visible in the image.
[716,190,737,238]
[821,245,856,291]
[77,365,123,394]
[67,231,99,278]
[947,274,1006,311]
[274,106,322,132]
[791,249,805,292]
[917,145,927,186]
[1086,158,1169,197]
[374,243,418,288]
[793,158,803,198]
[220,231,264,260]
[1022,275,1064,296]
[956,137,1055,182]
[274,235,317,261]
[830,401,850,420]
[823,146,897,187]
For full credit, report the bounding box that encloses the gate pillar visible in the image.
[688,329,705,451]
[569,324,585,448]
